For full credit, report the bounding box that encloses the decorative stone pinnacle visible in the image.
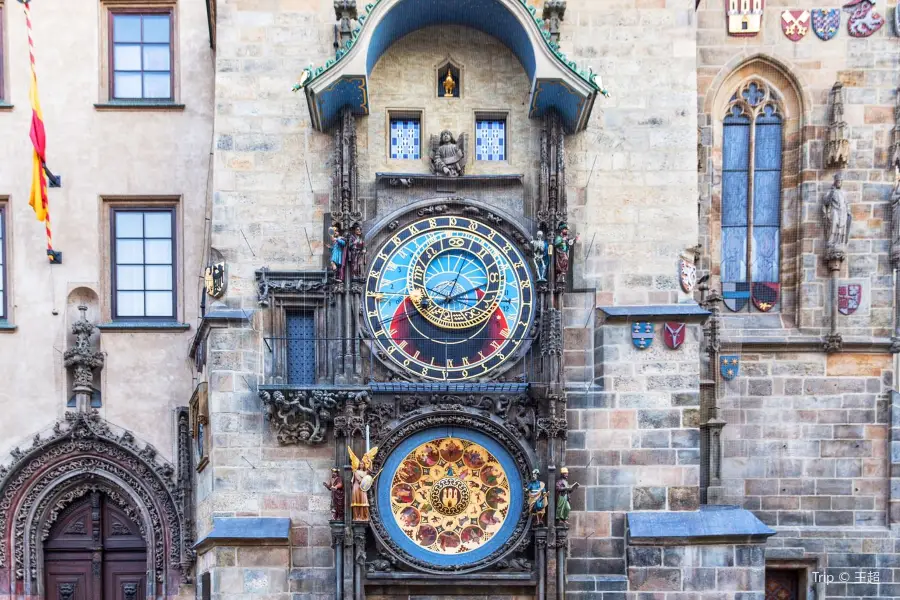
[542,0,567,43]
[63,305,105,394]
[825,82,849,169]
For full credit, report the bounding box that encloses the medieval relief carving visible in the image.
[542,0,567,43]
[63,305,104,402]
[259,389,370,445]
[0,411,194,583]
[430,131,468,176]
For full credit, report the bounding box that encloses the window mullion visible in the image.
[745,112,757,312]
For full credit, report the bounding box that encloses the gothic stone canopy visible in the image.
[302,0,602,132]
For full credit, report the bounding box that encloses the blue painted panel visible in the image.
[476,119,506,161]
[722,172,748,226]
[390,119,421,159]
[753,171,781,226]
[754,119,782,171]
[529,79,585,133]
[721,226,747,283]
[376,426,524,568]
[722,115,750,171]
[315,76,369,129]
[751,227,780,283]
[287,311,316,385]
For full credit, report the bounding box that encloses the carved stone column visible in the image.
[331,520,346,600]
[824,247,845,353]
[63,305,104,411]
[534,526,548,600]
[553,524,568,600]
[352,523,367,600]
[890,178,900,353]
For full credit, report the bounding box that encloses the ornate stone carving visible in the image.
[256,268,331,305]
[542,0,567,43]
[333,108,361,230]
[259,389,369,445]
[0,411,192,581]
[333,0,357,50]
[891,88,900,172]
[63,305,104,395]
[430,131,467,177]
[123,583,139,600]
[891,178,900,267]
[824,333,844,353]
[537,112,567,230]
[59,583,76,600]
[825,82,850,169]
[541,307,562,356]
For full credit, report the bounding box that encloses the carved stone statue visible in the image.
[525,469,548,526]
[347,223,366,280]
[553,222,579,277]
[530,230,550,282]
[823,172,851,251]
[430,130,467,177]
[329,224,347,282]
[348,446,378,522]
[443,69,456,98]
[555,467,580,524]
[323,467,345,521]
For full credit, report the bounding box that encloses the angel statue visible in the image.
[430,130,467,177]
[348,446,379,522]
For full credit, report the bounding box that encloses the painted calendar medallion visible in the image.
[377,428,524,569]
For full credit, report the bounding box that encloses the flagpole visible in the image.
[19,0,61,264]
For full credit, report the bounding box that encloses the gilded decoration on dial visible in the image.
[389,438,511,555]
[365,216,535,381]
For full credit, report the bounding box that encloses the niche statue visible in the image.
[430,130,467,177]
[823,172,851,253]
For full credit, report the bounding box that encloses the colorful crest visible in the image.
[812,8,842,40]
[751,282,780,313]
[204,262,227,298]
[838,284,862,315]
[726,0,765,36]
[720,356,740,381]
[631,322,654,350]
[663,322,686,350]
[782,10,811,40]
[843,0,884,37]
[679,259,697,294]
[723,282,750,312]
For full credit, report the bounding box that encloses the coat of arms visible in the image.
[838,284,862,315]
[751,282,779,313]
[782,10,811,40]
[204,262,227,298]
[720,355,740,381]
[663,322,686,350]
[843,0,884,37]
[727,0,765,36]
[723,282,750,312]
[679,259,697,294]
[632,322,654,350]
[812,8,842,40]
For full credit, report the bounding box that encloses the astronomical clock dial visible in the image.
[365,216,535,381]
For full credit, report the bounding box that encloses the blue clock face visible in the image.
[365,216,535,381]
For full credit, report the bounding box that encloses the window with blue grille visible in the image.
[476,118,506,161]
[286,310,316,385]
[390,117,421,160]
[721,81,783,312]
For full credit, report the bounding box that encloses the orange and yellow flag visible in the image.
[28,67,48,223]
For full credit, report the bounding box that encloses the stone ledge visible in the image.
[721,336,894,353]
[0,321,16,333]
[627,505,776,546]
[189,305,255,359]
[94,101,186,111]
[194,517,291,551]
[0,103,13,111]
[98,320,190,332]
[598,304,711,324]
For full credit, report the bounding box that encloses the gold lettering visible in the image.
[462,357,470,366]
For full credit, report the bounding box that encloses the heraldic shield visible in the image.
[679,259,696,293]
[663,322,686,350]
[723,282,750,312]
[812,8,841,40]
[782,9,811,40]
[838,284,862,315]
[632,322,654,350]
[720,355,740,381]
[751,283,779,313]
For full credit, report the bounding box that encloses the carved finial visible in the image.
[542,0,567,43]
[825,82,850,169]
[63,305,104,398]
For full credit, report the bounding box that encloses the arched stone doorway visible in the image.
[44,491,147,600]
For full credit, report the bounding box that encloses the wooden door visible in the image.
[45,492,147,600]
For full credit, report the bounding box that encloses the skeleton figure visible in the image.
[430,130,467,177]
[530,231,550,282]
[823,172,851,250]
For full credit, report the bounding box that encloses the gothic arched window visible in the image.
[721,80,783,312]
